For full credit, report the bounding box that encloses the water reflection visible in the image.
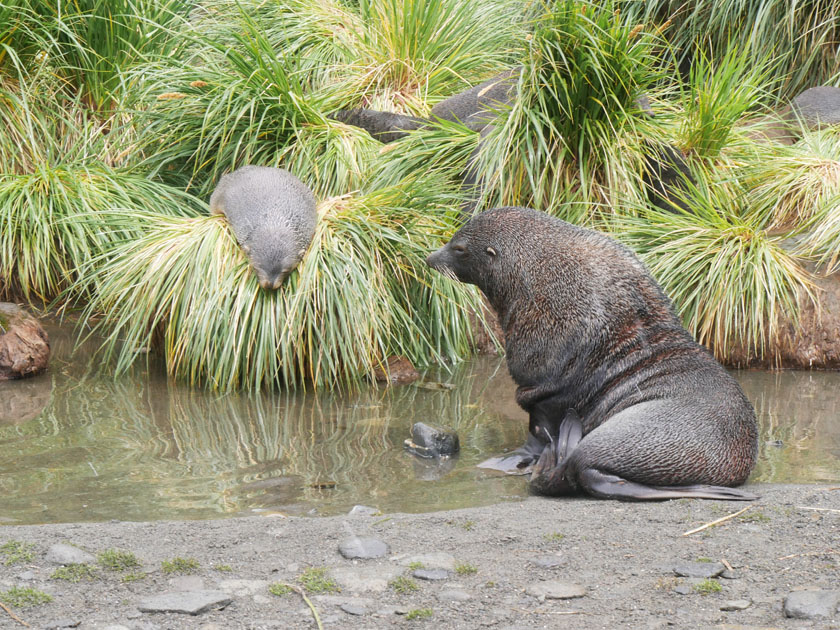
[0,319,837,525]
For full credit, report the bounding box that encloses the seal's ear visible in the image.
[485,246,497,257]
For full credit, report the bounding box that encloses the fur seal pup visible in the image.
[210,166,317,290]
[426,206,758,501]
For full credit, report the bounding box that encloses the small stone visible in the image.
[45,543,96,566]
[340,603,367,616]
[671,562,725,579]
[529,555,563,569]
[101,626,131,630]
[138,590,233,615]
[783,589,840,619]
[720,570,738,579]
[673,584,692,595]
[348,505,380,517]
[398,552,456,571]
[16,571,36,580]
[525,581,587,600]
[45,620,81,629]
[413,568,449,581]
[720,599,752,611]
[438,589,472,602]
[338,537,389,560]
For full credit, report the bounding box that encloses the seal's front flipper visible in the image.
[577,469,759,502]
[477,432,545,475]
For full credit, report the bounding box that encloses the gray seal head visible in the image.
[210,165,317,290]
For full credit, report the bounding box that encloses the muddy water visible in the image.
[0,321,838,525]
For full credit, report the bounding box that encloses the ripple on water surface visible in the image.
[0,320,838,525]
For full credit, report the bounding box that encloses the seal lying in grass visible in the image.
[210,166,317,290]
[426,206,758,501]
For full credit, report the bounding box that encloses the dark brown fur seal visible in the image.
[426,207,758,501]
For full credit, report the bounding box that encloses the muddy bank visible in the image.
[0,484,838,629]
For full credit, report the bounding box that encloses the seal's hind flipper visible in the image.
[477,432,546,475]
[577,469,759,502]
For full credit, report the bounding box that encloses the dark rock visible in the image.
[525,581,586,599]
[137,590,233,615]
[783,589,840,619]
[403,422,460,459]
[338,537,390,560]
[412,568,450,581]
[672,562,725,578]
[45,620,81,629]
[0,303,49,381]
[373,356,419,385]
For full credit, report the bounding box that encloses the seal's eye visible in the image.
[486,247,497,257]
[452,244,466,255]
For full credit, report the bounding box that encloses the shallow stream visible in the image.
[1,320,838,525]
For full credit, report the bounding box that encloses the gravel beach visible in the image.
[1,483,838,629]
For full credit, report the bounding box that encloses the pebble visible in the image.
[529,555,563,568]
[783,589,840,619]
[413,568,450,581]
[525,581,587,600]
[338,536,390,559]
[16,570,36,580]
[397,552,456,570]
[348,505,380,517]
[720,599,752,611]
[137,590,233,615]
[671,562,725,579]
[438,589,472,602]
[340,603,368,616]
[45,543,96,566]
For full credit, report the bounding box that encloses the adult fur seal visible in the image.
[426,206,758,501]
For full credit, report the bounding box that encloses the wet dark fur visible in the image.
[426,207,758,499]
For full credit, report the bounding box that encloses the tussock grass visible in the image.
[475,0,665,212]
[79,178,488,390]
[615,181,813,361]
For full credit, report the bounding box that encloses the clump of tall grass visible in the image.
[678,45,776,161]
[78,177,489,390]
[474,0,665,214]
[744,130,840,234]
[614,178,812,361]
[0,51,201,302]
[0,0,189,109]
[617,0,840,99]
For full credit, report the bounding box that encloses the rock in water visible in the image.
[210,166,317,290]
[403,422,460,459]
[0,303,49,380]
